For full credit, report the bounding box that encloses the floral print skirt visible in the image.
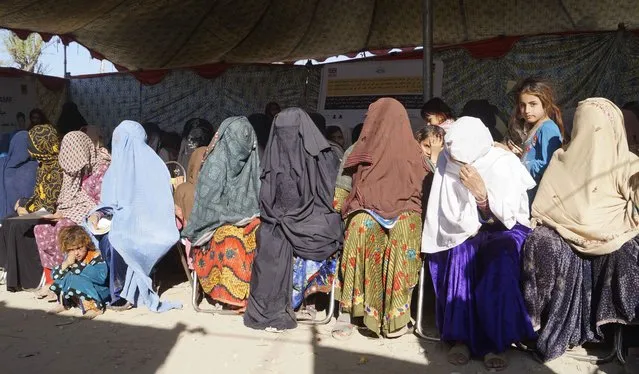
[337,211,421,336]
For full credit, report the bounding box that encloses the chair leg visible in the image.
[175,242,192,284]
[298,277,336,325]
[414,260,440,342]
[615,324,626,365]
[564,325,620,364]
[190,270,241,315]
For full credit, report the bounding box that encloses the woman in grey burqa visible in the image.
[244,108,343,331]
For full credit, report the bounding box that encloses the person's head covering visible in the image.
[335,143,356,192]
[57,102,87,136]
[92,120,180,312]
[532,98,639,256]
[174,147,206,225]
[0,131,37,218]
[26,124,63,212]
[55,131,97,224]
[422,116,535,254]
[177,118,215,170]
[342,98,427,219]
[243,108,342,330]
[309,112,327,136]
[622,109,639,150]
[183,117,261,245]
[247,113,272,162]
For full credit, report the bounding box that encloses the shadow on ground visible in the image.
[0,301,200,374]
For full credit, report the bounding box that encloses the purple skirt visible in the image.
[428,223,535,356]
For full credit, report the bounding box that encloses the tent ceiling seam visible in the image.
[284,0,323,61]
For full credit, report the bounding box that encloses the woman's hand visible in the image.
[43,211,63,221]
[87,213,100,230]
[16,207,28,216]
[61,254,76,270]
[459,164,488,201]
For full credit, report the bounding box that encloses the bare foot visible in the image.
[81,309,104,320]
[47,304,68,314]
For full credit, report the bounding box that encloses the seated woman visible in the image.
[174,147,206,228]
[86,120,180,312]
[332,98,428,339]
[1,123,62,290]
[0,131,38,284]
[422,116,536,371]
[183,117,261,310]
[0,131,38,219]
[34,131,107,300]
[244,108,343,331]
[522,98,639,362]
[176,118,214,174]
[48,225,109,319]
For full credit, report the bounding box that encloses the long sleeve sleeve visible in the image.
[525,122,562,183]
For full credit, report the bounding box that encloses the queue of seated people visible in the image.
[1,78,639,372]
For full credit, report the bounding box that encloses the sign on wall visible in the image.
[317,58,444,140]
[0,76,38,134]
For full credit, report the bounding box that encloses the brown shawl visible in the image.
[532,98,639,255]
[342,98,428,219]
[174,147,206,224]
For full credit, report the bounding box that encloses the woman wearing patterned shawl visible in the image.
[33,131,107,299]
[183,117,261,309]
[522,98,639,361]
[332,98,428,340]
[19,124,63,214]
[244,108,343,331]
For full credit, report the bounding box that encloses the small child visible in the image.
[48,225,110,319]
[414,125,445,172]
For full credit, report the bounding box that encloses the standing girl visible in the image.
[505,78,564,202]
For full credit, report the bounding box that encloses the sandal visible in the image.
[331,321,355,341]
[295,308,317,321]
[447,344,470,366]
[107,301,133,312]
[384,325,409,339]
[484,352,508,371]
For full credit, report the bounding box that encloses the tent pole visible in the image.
[422,0,433,101]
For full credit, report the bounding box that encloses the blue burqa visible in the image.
[0,131,37,219]
[91,120,180,312]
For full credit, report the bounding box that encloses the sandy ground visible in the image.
[0,280,636,374]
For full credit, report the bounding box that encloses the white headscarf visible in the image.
[421,117,535,254]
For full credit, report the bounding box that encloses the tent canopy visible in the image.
[1,0,638,70]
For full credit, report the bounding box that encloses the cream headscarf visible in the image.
[422,117,535,253]
[532,98,639,255]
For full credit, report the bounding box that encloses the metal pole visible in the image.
[63,42,69,78]
[422,0,433,101]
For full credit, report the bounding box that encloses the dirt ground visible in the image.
[0,280,636,374]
